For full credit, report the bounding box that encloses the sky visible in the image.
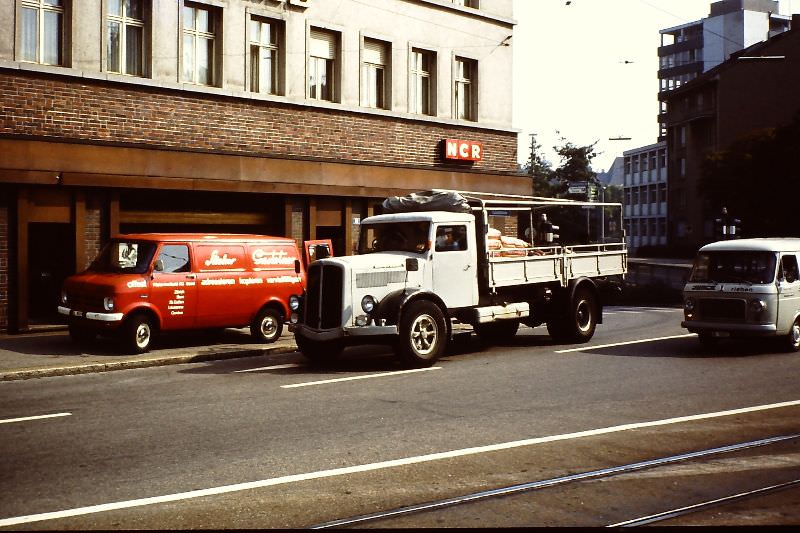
[512,0,799,173]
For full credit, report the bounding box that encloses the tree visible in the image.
[550,136,600,197]
[523,135,555,197]
[700,112,800,237]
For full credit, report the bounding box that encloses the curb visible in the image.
[0,345,299,382]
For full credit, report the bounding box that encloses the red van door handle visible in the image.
[185,274,197,279]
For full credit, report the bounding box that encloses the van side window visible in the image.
[157,245,191,273]
[781,255,799,283]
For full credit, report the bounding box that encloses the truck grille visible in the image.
[304,263,344,329]
[697,298,746,321]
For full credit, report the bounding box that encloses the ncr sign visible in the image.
[444,139,483,162]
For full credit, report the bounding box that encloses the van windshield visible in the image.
[358,222,431,254]
[87,241,157,274]
[690,251,777,284]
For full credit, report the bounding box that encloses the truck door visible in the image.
[777,254,800,331]
[432,224,478,308]
[150,243,197,330]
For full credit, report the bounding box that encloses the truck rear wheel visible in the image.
[122,314,156,354]
[296,335,343,366]
[473,320,520,342]
[251,307,283,344]
[547,287,597,344]
[784,318,800,352]
[397,300,447,367]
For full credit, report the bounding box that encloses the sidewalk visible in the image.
[0,326,299,381]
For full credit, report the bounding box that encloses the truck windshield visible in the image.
[358,222,431,254]
[689,251,777,284]
[87,240,157,274]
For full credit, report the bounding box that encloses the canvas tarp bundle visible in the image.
[381,191,471,214]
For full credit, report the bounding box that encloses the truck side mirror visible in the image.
[406,258,419,272]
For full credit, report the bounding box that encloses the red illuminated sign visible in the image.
[444,139,483,162]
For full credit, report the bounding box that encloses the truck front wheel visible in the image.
[397,300,447,367]
[547,288,597,344]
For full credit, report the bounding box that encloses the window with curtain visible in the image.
[182,2,216,86]
[250,17,280,94]
[454,57,476,121]
[410,48,433,115]
[107,0,145,76]
[308,29,337,102]
[20,0,65,66]
[361,38,388,109]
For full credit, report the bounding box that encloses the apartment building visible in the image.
[664,16,800,250]
[622,142,668,252]
[0,0,524,332]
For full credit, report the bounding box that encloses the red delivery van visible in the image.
[58,234,306,353]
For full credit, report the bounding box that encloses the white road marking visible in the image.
[281,367,442,388]
[0,413,71,425]
[555,334,695,353]
[234,364,300,373]
[2,399,800,527]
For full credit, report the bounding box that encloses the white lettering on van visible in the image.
[205,250,238,267]
[200,278,235,286]
[239,278,264,286]
[252,249,295,266]
[127,279,147,289]
[267,275,302,284]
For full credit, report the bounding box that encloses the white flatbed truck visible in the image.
[290,190,627,367]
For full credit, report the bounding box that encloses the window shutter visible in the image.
[310,29,336,59]
[363,39,386,66]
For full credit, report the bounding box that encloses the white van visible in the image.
[681,238,800,351]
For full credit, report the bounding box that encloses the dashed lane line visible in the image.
[555,334,695,353]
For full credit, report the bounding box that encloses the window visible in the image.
[107,0,145,76]
[410,48,433,115]
[452,0,479,7]
[361,38,388,109]
[454,57,476,121]
[182,2,216,86]
[20,0,65,66]
[250,17,280,94]
[309,28,337,102]
[435,226,467,252]
[156,245,191,273]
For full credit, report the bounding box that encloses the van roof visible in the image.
[113,233,294,243]
[700,238,800,253]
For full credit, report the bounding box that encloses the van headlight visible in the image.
[361,295,377,313]
[61,289,68,305]
[289,295,300,311]
[684,297,695,312]
[749,298,767,313]
[103,297,115,311]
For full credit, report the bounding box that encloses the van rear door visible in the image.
[193,243,251,328]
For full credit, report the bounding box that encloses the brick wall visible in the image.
[0,199,7,332]
[83,198,102,271]
[0,71,519,173]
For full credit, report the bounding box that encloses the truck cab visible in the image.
[681,238,800,351]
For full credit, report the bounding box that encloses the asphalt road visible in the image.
[2,305,799,529]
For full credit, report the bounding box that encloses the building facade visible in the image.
[664,15,800,250]
[622,142,668,253]
[0,0,526,333]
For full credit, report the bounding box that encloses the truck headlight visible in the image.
[103,297,115,311]
[289,295,300,311]
[361,295,377,313]
[749,298,767,313]
[61,290,68,305]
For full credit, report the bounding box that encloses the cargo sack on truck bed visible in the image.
[382,191,471,214]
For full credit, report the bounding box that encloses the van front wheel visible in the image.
[251,308,283,344]
[784,318,800,352]
[122,314,155,354]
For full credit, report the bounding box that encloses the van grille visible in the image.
[697,298,746,321]
[67,292,103,312]
[304,263,344,329]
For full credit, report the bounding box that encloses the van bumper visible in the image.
[681,321,777,335]
[58,306,124,323]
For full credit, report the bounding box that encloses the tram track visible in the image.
[309,433,800,529]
